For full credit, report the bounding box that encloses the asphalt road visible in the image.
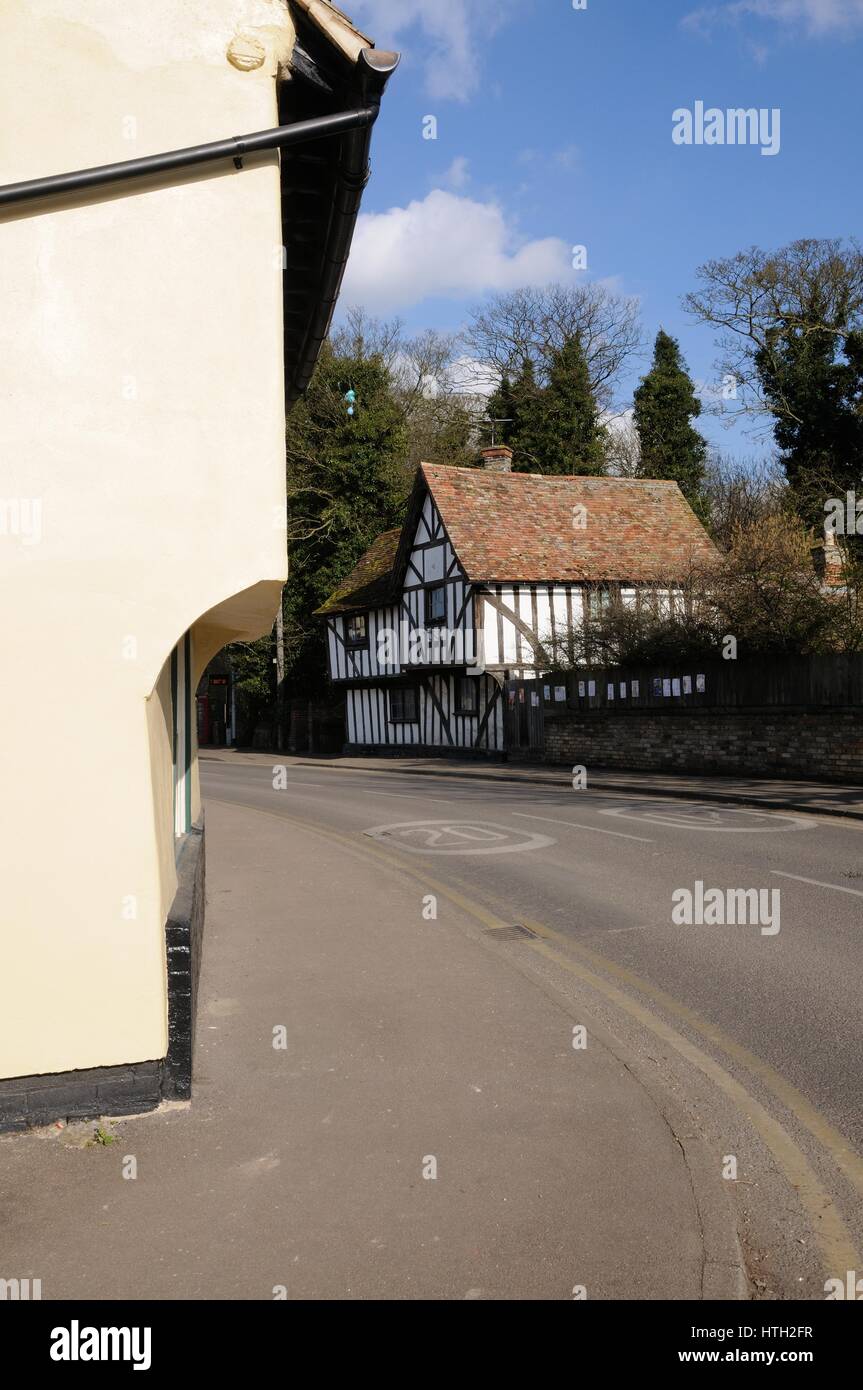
[201,756,863,1294]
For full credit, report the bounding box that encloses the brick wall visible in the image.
[543,709,863,783]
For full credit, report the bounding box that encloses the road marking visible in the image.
[364,819,555,856]
[772,870,863,899]
[208,793,863,1275]
[220,778,457,806]
[522,934,859,1278]
[600,804,818,833]
[360,789,456,805]
[512,812,653,843]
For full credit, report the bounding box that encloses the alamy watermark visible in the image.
[0,1277,42,1300]
[0,497,42,545]
[672,881,780,936]
[825,492,863,536]
[377,623,485,673]
[673,102,780,157]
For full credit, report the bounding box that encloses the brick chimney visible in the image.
[811,527,846,588]
[480,445,513,473]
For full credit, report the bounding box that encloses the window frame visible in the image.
[425,583,447,628]
[345,612,369,650]
[389,685,420,725]
[455,676,480,716]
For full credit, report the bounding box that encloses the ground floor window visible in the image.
[455,677,479,714]
[171,631,193,839]
[389,685,419,723]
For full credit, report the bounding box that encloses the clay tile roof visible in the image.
[316,468,719,617]
[314,529,401,615]
[420,465,718,584]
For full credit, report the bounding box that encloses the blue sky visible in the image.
[338,0,862,462]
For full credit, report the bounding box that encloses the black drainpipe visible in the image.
[0,46,400,403]
[0,105,378,210]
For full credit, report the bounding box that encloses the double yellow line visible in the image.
[210,795,863,1279]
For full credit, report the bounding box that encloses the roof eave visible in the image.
[282,13,399,405]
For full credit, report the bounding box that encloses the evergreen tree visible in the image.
[280,346,410,695]
[633,329,707,511]
[756,325,863,537]
[486,371,519,447]
[514,334,607,475]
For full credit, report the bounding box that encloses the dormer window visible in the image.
[426,584,446,626]
[346,613,368,649]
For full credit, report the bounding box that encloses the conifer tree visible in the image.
[514,334,607,475]
[633,329,709,512]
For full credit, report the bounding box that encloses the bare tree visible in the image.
[683,237,863,426]
[329,305,404,372]
[603,413,642,477]
[330,305,486,467]
[460,282,643,410]
[702,453,787,549]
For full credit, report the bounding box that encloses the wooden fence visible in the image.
[536,653,863,715]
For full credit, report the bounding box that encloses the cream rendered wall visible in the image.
[0,2,294,1078]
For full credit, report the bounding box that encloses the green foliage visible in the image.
[485,371,519,446]
[757,326,863,539]
[283,345,411,693]
[224,637,274,742]
[507,335,607,475]
[634,329,708,514]
[685,238,863,537]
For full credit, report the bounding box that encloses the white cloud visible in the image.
[439,155,471,190]
[341,189,572,313]
[684,0,863,36]
[347,0,519,101]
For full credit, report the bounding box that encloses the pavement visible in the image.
[0,796,738,1301]
[6,753,863,1301]
[203,749,863,822]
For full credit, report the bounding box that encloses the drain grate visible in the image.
[487,923,537,941]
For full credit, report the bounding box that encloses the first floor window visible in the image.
[455,677,479,714]
[586,585,615,620]
[426,584,446,625]
[346,613,368,648]
[390,686,419,723]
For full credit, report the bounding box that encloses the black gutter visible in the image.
[0,106,379,210]
[287,47,399,402]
